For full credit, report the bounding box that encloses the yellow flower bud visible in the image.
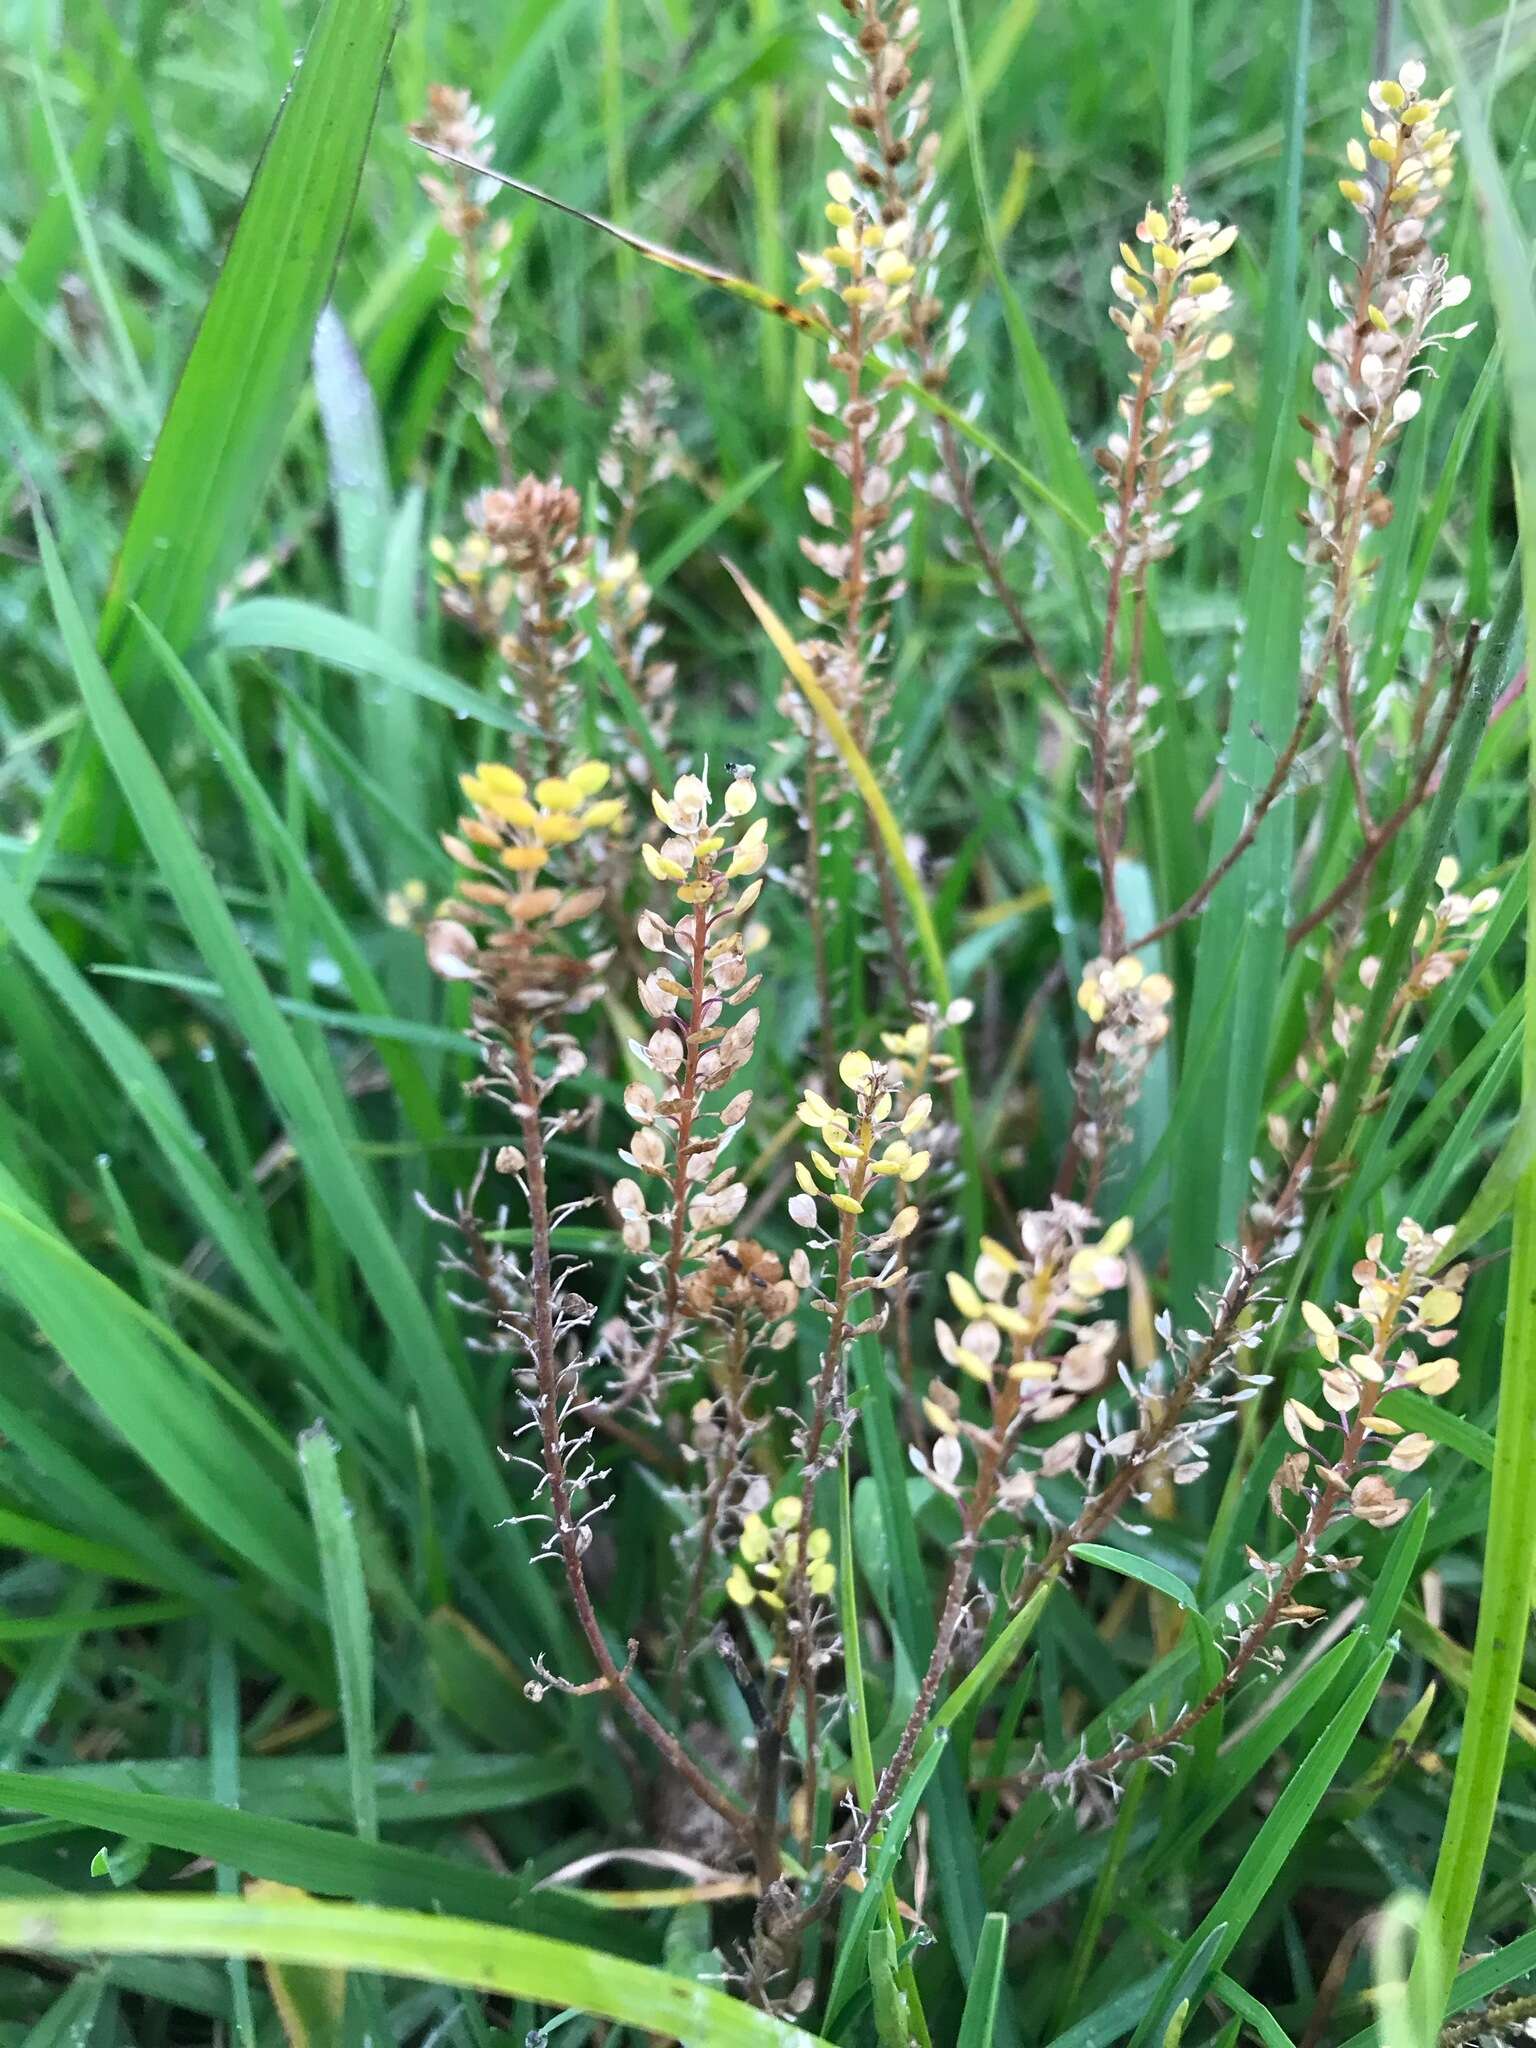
[579,799,624,830]
[838,1049,874,1090]
[641,843,686,882]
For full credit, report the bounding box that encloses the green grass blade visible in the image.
[312,305,393,621]
[0,1771,627,1952]
[214,598,525,732]
[0,1198,318,1611]
[298,1429,378,1845]
[1129,1643,1395,2048]
[824,1732,948,2028]
[1406,0,1536,2010]
[957,1913,1008,2048]
[0,1894,831,2047]
[0,84,117,388]
[96,0,398,688]
[137,609,443,1143]
[0,867,398,1455]
[1070,1544,1196,1613]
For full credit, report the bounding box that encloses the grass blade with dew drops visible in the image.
[0,1895,835,2048]
[297,1429,378,1846]
[1405,0,1536,2014]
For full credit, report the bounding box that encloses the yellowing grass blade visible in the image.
[724,560,982,1243]
[245,1885,347,2048]
[413,141,832,335]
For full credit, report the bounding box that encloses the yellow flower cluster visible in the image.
[726,1495,836,1611]
[1109,201,1235,417]
[1077,954,1173,1031]
[1286,1220,1464,1527]
[1338,61,1456,213]
[455,760,622,875]
[426,757,621,1008]
[792,1050,931,1222]
[926,1206,1130,1438]
[796,170,918,312]
[641,770,766,903]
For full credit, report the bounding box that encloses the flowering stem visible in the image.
[511,1023,750,1836]
[1024,1396,1378,1790]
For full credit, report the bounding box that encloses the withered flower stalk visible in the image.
[1131,62,1470,953]
[410,86,515,486]
[426,760,750,1838]
[1024,1221,1464,1792]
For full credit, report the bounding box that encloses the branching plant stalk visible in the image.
[779,1369,1025,1939]
[1023,1367,1387,1788]
[1288,628,1474,946]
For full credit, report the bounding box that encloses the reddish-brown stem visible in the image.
[670,1312,752,1711]
[780,1374,1023,1940]
[1287,636,1472,947]
[1129,181,1443,957]
[1023,1296,1396,1790]
[511,1023,750,1836]
[1127,660,1332,950]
